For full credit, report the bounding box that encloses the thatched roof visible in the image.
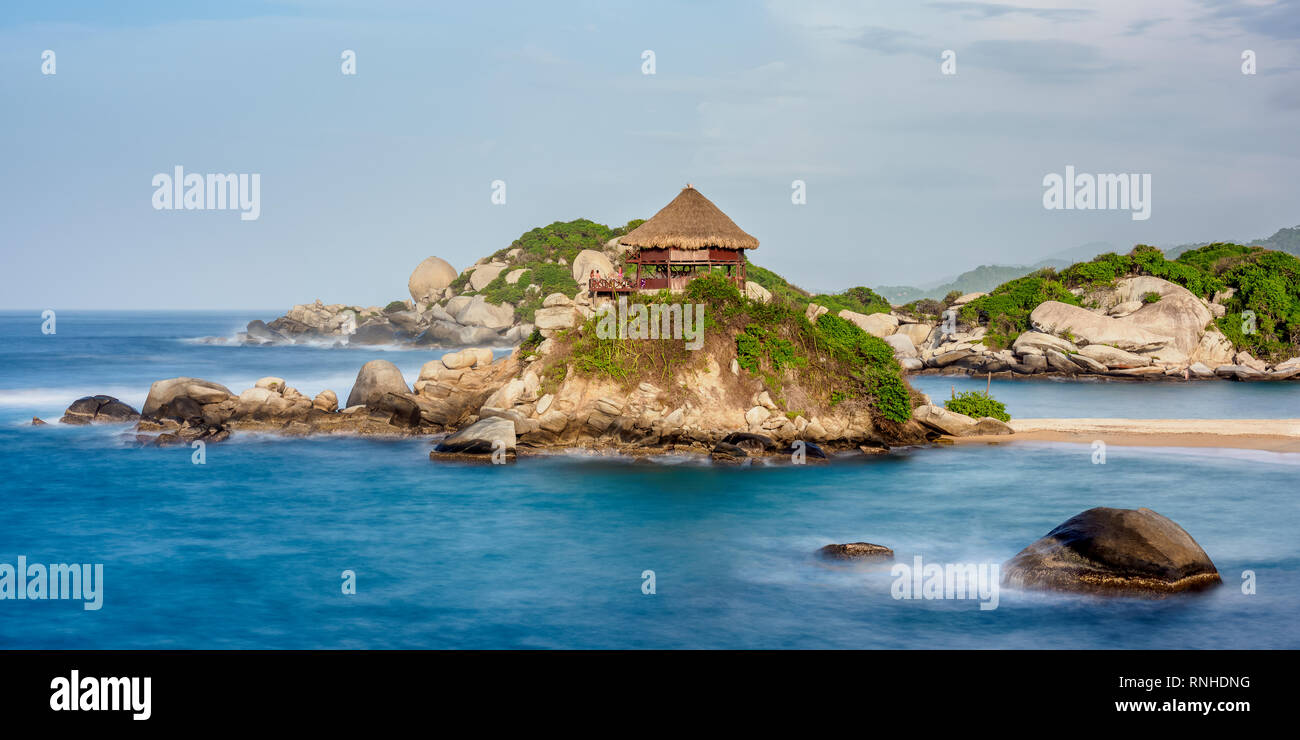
[618,185,758,251]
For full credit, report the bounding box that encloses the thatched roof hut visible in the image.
[618,185,758,251]
[594,185,755,296]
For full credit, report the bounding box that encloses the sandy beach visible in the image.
[954,418,1300,452]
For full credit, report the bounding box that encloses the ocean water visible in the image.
[1,311,1297,649]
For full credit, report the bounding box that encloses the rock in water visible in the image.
[60,395,141,425]
[245,319,287,344]
[710,441,748,461]
[432,417,516,456]
[1002,507,1221,596]
[817,543,894,561]
[720,432,776,453]
[141,378,233,420]
[346,360,410,408]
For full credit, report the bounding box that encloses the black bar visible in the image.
[0,650,1286,727]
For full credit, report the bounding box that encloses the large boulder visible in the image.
[884,334,917,359]
[345,360,410,408]
[349,319,398,345]
[1002,507,1221,595]
[61,395,140,425]
[245,319,288,344]
[744,281,772,303]
[141,378,233,419]
[386,310,424,334]
[1030,301,1172,352]
[454,295,514,329]
[896,322,933,347]
[1111,277,1213,356]
[911,404,978,436]
[408,256,458,304]
[414,321,500,347]
[534,306,579,331]
[1076,344,1151,369]
[839,310,898,337]
[571,249,615,284]
[1190,328,1235,367]
[468,262,508,292]
[432,417,516,456]
[313,390,338,412]
[1011,331,1078,356]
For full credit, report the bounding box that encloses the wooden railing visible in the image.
[588,274,744,294]
[588,277,637,293]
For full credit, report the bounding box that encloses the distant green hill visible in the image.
[1164,225,1300,259]
[875,260,1066,305]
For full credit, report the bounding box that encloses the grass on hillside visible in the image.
[545,272,915,426]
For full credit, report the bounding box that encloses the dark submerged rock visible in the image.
[710,441,748,461]
[60,395,141,425]
[1002,506,1221,596]
[817,542,894,561]
[721,432,776,454]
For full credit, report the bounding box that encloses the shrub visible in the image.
[384,300,408,312]
[1141,291,1161,304]
[944,390,1010,422]
[905,298,944,319]
[812,313,911,423]
[958,273,1079,348]
[1060,245,1224,297]
[504,218,615,265]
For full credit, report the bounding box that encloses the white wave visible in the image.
[0,386,147,411]
[177,334,518,354]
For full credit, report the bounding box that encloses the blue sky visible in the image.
[2,0,1298,309]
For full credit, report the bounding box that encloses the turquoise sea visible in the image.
[1,311,1296,648]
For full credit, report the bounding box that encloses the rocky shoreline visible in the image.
[815,276,1300,382]
[44,337,960,459]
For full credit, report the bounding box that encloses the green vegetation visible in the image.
[746,263,892,315]
[492,218,616,266]
[552,272,915,424]
[812,313,912,422]
[900,297,944,321]
[809,286,891,316]
[944,390,1011,422]
[1141,291,1161,304]
[479,262,580,323]
[1208,249,1300,360]
[1059,245,1223,297]
[957,270,1081,349]
[963,242,1300,361]
[383,300,408,312]
[744,263,811,305]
